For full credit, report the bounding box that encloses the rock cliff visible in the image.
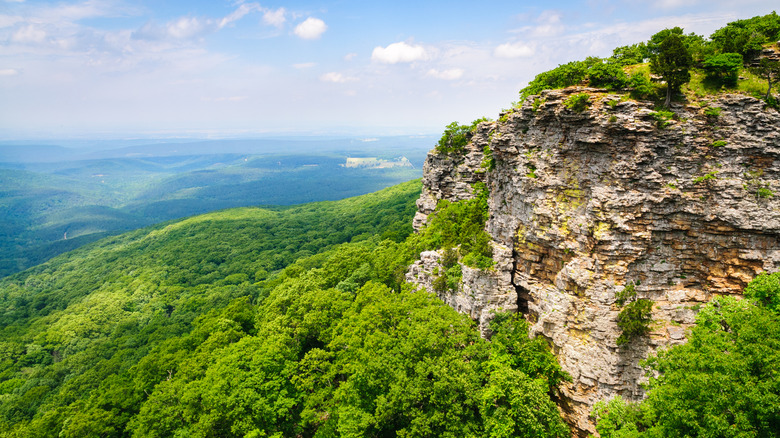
[407,88,780,435]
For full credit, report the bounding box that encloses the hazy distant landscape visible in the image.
[0,136,431,277]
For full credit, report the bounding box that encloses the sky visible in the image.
[0,0,778,140]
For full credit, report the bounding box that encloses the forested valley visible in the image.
[0,181,570,437]
[0,137,427,277]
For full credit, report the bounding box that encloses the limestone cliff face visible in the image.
[407,88,780,435]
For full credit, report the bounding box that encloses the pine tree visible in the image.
[650,32,693,107]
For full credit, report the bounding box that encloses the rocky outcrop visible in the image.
[408,88,780,436]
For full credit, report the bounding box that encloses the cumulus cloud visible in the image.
[344,52,357,61]
[263,7,286,27]
[294,17,327,40]
[320,72,357,83]
[426,68,463,80]
[371,41,428,64]
[494,42,535,58]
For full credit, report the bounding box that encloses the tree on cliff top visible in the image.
[650,32,693,107]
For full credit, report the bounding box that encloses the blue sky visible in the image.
[0,0,777,139]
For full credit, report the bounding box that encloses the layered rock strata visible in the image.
[407,88,780,435]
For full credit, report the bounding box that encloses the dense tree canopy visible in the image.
[0,179,570,437]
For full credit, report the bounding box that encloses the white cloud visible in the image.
[0,69,19,76]
[320,72,357,83]
[12,25,46,43]
[532,10,565,37]
[510,10,566,38]
[426,68,463,80]
[133,17,211,41]
[167,16,208,39]
[219,3,260,28]
[134,4,262,41]
[344,52,357,61]
[293,62,316,69]
[0,15,22,28]
[494,42,535,58]
[371,41,428,64]
[263,7,286,27]
[294,17,327,40]
[653,0,700,9]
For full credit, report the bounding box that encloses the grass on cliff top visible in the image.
[683,67,769,102]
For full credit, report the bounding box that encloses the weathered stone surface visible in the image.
[408,88,780,436]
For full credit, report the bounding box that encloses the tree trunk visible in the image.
[664,83,672,108]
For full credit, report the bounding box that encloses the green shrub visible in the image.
[609,43,648,66]
[441,246,458,268]
[757,187,775,198]
[745,271,780,313]
[616,298,653,345]
[436,122,471,154]
[519,57,600,98]
[445,263,463,290]
[588,62,630,90]
[703,106,722,117]
[419,182,494,271]
[436,118,488,154]
[692,171,718,184]
[710,140,727,147]
[531,97,545,112]
[563,93,591,112]
[650,110,675,128]
[526,163,537,179]
[615,282,637,306]
[628,70,655,99]
[702,52,743,86]
[480,143,495,172]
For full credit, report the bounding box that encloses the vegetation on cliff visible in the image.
[592,274,780,437]
[518,12,780,108]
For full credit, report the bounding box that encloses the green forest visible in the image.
[0,150,423,278]
[0,181,570,437]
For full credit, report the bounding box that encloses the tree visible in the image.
[588,61,630,90]
[710,13,780,60]
[703,52,743,86]
[609,43,648,66]
[650,32,693,107]
[750,57,780,100]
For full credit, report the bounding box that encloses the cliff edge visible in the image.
[407,88,780,435]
